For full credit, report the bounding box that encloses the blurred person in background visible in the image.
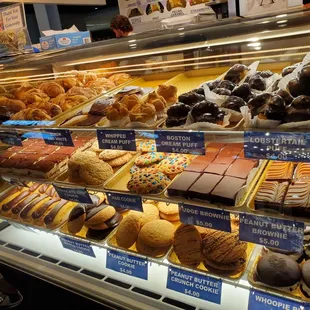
[110,15,134,38]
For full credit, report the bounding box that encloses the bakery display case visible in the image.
[2,8,310,310]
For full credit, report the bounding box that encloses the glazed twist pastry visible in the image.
[56,77,83,90]
[11,108,51,120]
[39,81,65,98]
[85,78,116,94]
[75,71,98,84]
[15,83,35,100]
[58,95,88,111]
[108,73,131,86]
[28,101,62,117]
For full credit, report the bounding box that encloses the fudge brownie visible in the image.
[225,158,259,179]
[204,163,230,175]
[187,173,223,201]
[167,171,202,198]
[185,155,215,173]
[211,176,246,205]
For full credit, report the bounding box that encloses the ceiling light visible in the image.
[277,20,287,24]
[276,14,287,18]
[247,42,261,47]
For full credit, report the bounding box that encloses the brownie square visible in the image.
[204,163,230,175]
[205,143,226,156]
[225,159,259,179]
[187,173,223,201]
[185,155,215,173]
[211,156,236,165]
[167,171,201,198]
[211,176,246,205]
[218,147,241,158]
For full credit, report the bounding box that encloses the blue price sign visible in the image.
[155,131,205,155]
[106,249,148,280]
[42,129,74,147]
[248,289,308,310]
[244,131,310,162]
[96,129,136,151]
[107,192,143,212]
[0,130,22,146]
[179,203,231,232]
[59,236,95,257]
[53,185,93,204]
[2,120,55,126]
[167,267,222,304]
[239,213,304,252]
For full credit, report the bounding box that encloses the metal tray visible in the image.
[164,159,268,209]
[248,249,309,302]
[0,184,77,232]
[168,239,255,280]
[104,154,195,197]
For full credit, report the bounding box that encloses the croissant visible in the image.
[67,86,97,99]
[58,95,88,111]
[0,96,26,114]
[56,78,83,90]
[28,101,62,117]
[76,71,97,84]
[15,83,35,100]
[21,89,50,105]
[51,94,66,106]
[108,73,131,86]
[86,78,116,94]
[39,81,65,98]
[11,108,51,120]
[1,93,15,99]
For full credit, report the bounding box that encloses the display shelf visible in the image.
[0,224,281,310]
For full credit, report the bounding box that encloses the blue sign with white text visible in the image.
[167,267,222,304]
[179,203,231,232]
[155,130,205,155]
[239,213,304,252]
[54,185,93,204]
[97,129,136,151]
[106,250,148,280]
[248,289,309,310]
[0,130,22,146]
[42,129,74,147]
[107,192,142,212]
[244,131,310,162]
[60,236,95,258]
[2,120,55,127]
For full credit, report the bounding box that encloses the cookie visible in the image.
[136,234,170,257]
[137,140,156,153]
[99,150,128,161]
[79,160,113,185]
[158,154,191,175]
[85,205,116,230]
[130,164,160,175]
[115,212,142,248]
[90,141,102,153]
[141,203,159,226]
[173,224,202,268]
[106,153,133,167]
[127,171,170,194]
[158,202,180,222]
[138,219,175,248]
[135,152,165,167]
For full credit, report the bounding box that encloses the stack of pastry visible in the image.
[0,136,93,178]
[0,183,77,230]
[115,203,175,257]
[145,91,167,118]
[157,84,178,105]
[0,70,131,122]
[108,73,131,86]
[67,140,134,186]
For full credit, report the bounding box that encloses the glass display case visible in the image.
[1,9,310,310]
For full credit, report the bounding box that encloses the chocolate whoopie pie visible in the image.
[256,253,301,288]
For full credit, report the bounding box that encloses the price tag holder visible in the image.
[248,288,306,310]
[239,213,304,252]
[97,129,136,151]
[167,267,222,305]
[2,120,55,127]
[107,192,143,212]
[244,131,310,162]
[59,236,95,258]
[106,249,148,280]
[42,129,74,147]
[179,203,231,232]
[0,130,22,146]
[53,185,93,204]
[155,130,205,155]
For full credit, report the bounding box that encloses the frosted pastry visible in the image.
[265,161,294,181]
